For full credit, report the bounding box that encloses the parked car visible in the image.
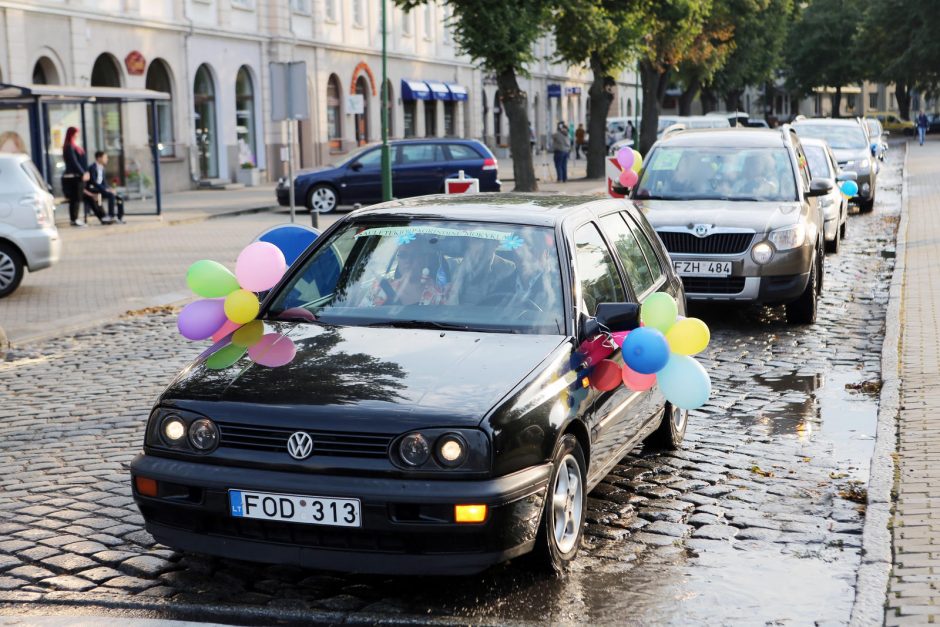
[277,139,501,214]
[608,115,731,156]
[792,118,878,213]
[869,111,915,136]
[0,153,60,298]
[800,137,855,254]
[131,194,688,574]
[630,127,828,324]
[705,110,750,127]
[745,118,770,128]
[863,117,888,161]
[927,113,940,134]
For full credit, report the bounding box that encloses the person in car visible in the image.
[670,154,711,196]
[445,237,516,305]
[733,152,779,198]
[509,234,558,314]
[363,242,445,307]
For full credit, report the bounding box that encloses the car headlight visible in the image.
[189,418,219,451]
[148,408,218,453]
[846,158,870,172]
[161,415,187,444]
[751,241,774,265]
[768,223,806,250]
[436,433,469,468]
[392,429,489,472]
[399,433,431,466]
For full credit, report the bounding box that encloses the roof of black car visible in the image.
[659,127,787,148]
[349,193,622,227]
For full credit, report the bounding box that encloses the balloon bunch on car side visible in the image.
[586,293,712,410]
[616,146,644,188]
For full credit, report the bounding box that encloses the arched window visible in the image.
[355,75,370,146]
[235,66,257,166]
[146,59,175,157]
[32,57,60,85]
[327,74,342,150]
[383,79,394,138]
[91,54,122,87]
[90,54,123,184]
[193,64,218,179]
[627,98,633,117]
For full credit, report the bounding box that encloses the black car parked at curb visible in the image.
[131,194,687,575]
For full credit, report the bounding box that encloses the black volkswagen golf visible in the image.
[131,194,687,575]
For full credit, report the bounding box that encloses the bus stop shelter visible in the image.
[0,83,171,215]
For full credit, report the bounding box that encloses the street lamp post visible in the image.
[380,0,392,201]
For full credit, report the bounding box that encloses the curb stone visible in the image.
[849,142,908,626]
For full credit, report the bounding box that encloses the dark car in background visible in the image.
[792,118,878,212]
[131,194,687,575]
[277,139,501,214]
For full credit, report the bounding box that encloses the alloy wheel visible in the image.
[552,454,583,553]
[310,187,337,213]
[673,405,688,432]
[0,251,15,291]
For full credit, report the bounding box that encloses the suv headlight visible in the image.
[768,223,806,250]
[846,158,870,172]
[751,241,774,265]
[391,429,489,472]
[147,407,218,454]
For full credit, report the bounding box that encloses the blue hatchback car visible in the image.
[277,139,501,213]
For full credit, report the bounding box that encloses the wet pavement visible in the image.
[0,155,901,624]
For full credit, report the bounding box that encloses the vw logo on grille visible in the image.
[287,432,314,460]
[692,224,711,238]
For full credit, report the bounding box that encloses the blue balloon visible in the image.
[256,224,320,266]
[840,180,859,197]
[657,354,711,410]
[621,327,670,374]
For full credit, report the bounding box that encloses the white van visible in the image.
[0,153,61,297]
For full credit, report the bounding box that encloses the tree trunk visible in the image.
[700,88,719,113]
[724,89,743,112]
[678,76,700,116]
[831,85,842,118]
[896,79,911,120]
[639,60,668,155]
[586,54,609,180]
[496,67,537,191]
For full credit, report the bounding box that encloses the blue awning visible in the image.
[401,79,431,101]
[445,83,468,101]
[425,80,452,101]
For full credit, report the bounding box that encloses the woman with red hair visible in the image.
[62,127,109,226]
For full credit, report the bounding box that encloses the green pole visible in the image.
[380,0,392,201]
[633,61,639,148]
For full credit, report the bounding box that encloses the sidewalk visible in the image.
[885,137,940,623]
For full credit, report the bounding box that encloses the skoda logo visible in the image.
[287,432,314,460]
[693,224,711,238]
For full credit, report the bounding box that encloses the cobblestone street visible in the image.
[0,156,901,624]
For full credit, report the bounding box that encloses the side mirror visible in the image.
[580,302,641,340]
[836,171,857,182]
[883,130,891,137]
[349,161,363,171]
[807,178,834,197]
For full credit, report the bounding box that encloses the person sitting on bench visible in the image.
[87,151,125,224]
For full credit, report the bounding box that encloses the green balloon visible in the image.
[187,260,240,298]
[205,344,247,370]
[640,292,678,334]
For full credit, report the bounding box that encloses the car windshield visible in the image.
[804,146,832,179]
[634,146,797,201]
[329,144,377,167]
[795,124,869,150]
[267,219,566,335]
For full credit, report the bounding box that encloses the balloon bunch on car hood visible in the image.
[176,242,297,370]
[581,293,712,410]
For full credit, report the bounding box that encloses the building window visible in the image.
[352,0,364,27]
[846,94,857,112]
[402,9,412,36]
[327,74,342,150]
[869,93,878,110]
[424,100,436,137]
[424,5,432,39]
[230,0,254,9]
[291,0,310,14]
[627,98,632,117]
[193,64,218,179]
[442,7,451,44]
[403,101,416,137]
[444,101,455,136]
[324,0,337,21]
[32,57,60,85]
[235,66,257,166]
[355,75,370,145]
[146,59,175,157]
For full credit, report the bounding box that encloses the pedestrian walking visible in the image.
[87,151,125,224]
[575,123,586,160]
[626,121,635,141]
[551,122,571,182]
[62,127,91,227]
[917,110,929,146]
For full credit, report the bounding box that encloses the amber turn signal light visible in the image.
[454,504,488,523]
[135,476,158,497]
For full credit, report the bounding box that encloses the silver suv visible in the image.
[630,127,829,324]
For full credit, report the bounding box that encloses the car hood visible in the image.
[296,165,340,178]
[831,148,870,163]
[634,199,803,234]
[161,321,565,430]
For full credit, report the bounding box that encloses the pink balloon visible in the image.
[619,169,639,188]
[211,319,242,343]
[622,364,656,391]
[236,242,287,292]
[578,335,615,367]
[611,330,631,348]
[616,146,635,170]
[248,333,297,368]
[178,299,227,341]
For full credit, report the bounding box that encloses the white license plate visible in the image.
[672,260,732,277]
[229,489,361,528]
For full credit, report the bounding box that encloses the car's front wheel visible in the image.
[533,433,586,573]
[0,242,24,299]
[825,225,840,254]
[859,196,875,213]
[307,184,338,214]
[644,403,688,450]
[785,248,818,325]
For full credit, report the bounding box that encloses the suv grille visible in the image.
[682,277,746,294]
[217,422,394,458]
[657,232,753,255]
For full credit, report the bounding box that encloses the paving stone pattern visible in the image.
[0,160,900,624]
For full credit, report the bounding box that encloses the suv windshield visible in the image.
[268,219,565,335]
[634,146,797,201]
[794,124,869,150]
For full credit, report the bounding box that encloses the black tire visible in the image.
[0,242,25,299]
[643,403,688,450]
[785,250,818,325]
[840,219,847,240]
[859,197,875,213]
[816,243,824,294]
[825,225,840,254]
[306,184,338,214]
[532,433,587,573]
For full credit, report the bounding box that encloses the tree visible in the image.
[674,2,737,116]
[784,0,865,117]
[396,0,554,191]
[553,1,645,179]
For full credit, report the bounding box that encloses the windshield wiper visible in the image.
[364,320,519,333]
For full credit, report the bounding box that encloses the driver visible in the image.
[445,237,516,305]
[670,154,710,196]
[733,152,779,198]
[510,234,557,313]
[362,240,445,306]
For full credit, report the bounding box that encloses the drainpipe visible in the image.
[182,0,198,184]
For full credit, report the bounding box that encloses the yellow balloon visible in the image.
[232,319,264,348]
[631,149,643,173]
[224,289,260,324]
[665,317,710,355]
